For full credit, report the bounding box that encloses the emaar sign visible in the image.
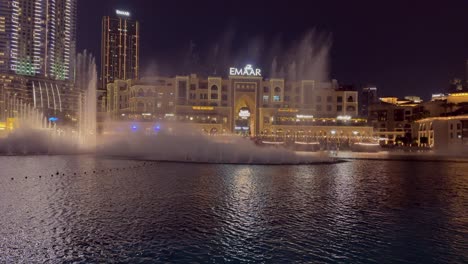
[116,10,130,17]
[229,65,261,77]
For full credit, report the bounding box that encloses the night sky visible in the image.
[77,0,468,99]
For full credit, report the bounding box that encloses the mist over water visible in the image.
[97,122,334,164]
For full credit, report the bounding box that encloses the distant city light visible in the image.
[337,115,351,120]
[116,10,130,17]
[296,115,314,119]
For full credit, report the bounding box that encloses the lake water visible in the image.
[0,155,466,263]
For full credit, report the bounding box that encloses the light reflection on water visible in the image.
[0,155,467,263]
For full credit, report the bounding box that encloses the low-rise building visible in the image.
[416,115,468,153]
[105,65,372,141]
[368,98,420,144]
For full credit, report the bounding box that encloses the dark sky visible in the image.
[77,0,468,99]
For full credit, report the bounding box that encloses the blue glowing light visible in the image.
[49,117,58,122]
[131,125,138,131]
[154,125,161,131]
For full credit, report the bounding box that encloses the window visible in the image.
[263,95,269,103]
[222,94,228,101]
[263,87,269,93]
[377,110,388,121]
[316,96,322,102]
[211,85,218,91]
[394,109,405,122]
[274,87,281,93]
[327,96,332,103]
[211,93,218,99]
[273,95,281,102]
[284,96,290,102]
[347,96,354,102]
[337,105,342,111]
[450,124,453,130]
[137,88,144,97]
[347,106,356,112]
[457,123,461,130]
[327,105,332,112]
[316,105,322,111]
[337,96,343,103]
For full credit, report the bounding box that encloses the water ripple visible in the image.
[0,156,466,263]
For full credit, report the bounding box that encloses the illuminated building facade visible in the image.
[106,65,373,140]
[417,115,468,153]
[0,0,78,122]
[101,10,139,91]
[368,99,419,144]
[0,0,77,80]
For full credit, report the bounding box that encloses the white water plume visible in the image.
[0,51,97,155]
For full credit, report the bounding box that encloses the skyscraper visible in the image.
[360,86,378,117]
[0,0,77,80]
[0,0,78,121]
[101,9,139,90]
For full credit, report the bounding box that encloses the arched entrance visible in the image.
[234,94,256,136]
[234,106,251,136]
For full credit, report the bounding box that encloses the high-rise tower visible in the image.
[0,0,78,121]
[101,9,139,90]
[0,0,77,80]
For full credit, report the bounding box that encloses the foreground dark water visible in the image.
[0,155,466,263]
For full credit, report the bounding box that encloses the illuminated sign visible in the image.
[229,64,261,77]
[278,108,299,113]
[239,109,251,119]
[192,106,214,111]
[116,10,130,17]
[337,115,351,121]
[296,115,314,119]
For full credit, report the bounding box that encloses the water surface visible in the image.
[0,155,466,263]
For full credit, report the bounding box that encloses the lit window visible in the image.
[273,95,280,102]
